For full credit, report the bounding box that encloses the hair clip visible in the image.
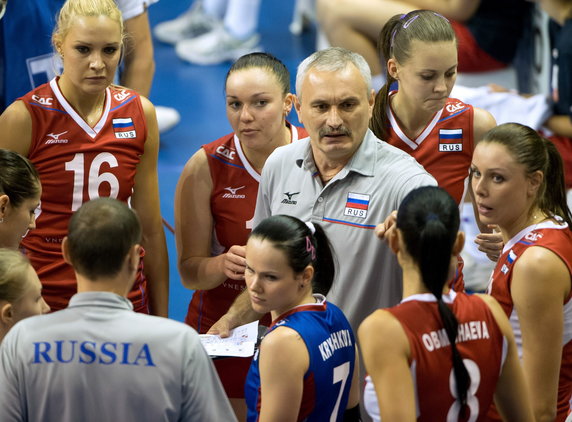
[306,236,316,260]
[403,15,420,29]
[426,212,439,222]
[305,221,316,234]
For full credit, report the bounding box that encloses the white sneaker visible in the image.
[155,106,181,133]
[175,25,261,65]
[154,2,217,45]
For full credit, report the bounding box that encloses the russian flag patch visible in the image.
[438,129,463,152]
[112,118,136,139]
[344,192,369,219]
[507,250,517,264]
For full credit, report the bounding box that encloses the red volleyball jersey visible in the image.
[487,220,572,421]
[185,124,307,333]
[368,292,506,421]
[386,94,474,205]
[185,124,306,398]
[19,78,148,312]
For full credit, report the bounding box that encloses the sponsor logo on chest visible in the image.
[525,232,543,242]
[344,192,369,219]
[112,118,136,139]
[282,191,300,205]
[216,145,236,160]
[222,186,246,199]
[44,131,69,144]
[32,94,54,106]
[114,89,131,102]
[438,129,463,152]
[446,102,465,113]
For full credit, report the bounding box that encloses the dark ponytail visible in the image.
[397,186,469,409]
[369,14,403,141]
[370,10,456,141]
[250,215,336,295]
[482,123,572,228]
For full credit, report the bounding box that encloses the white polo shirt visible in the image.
[0,292,237,422]
[254,129,437,330]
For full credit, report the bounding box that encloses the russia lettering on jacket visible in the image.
[33,340,156,366]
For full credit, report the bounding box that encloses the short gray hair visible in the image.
[295,47,372,100]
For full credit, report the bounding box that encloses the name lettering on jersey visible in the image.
[446,102,465,113]
[222,186,246,199]
[44,131,69,145]
[32,94,53,106]
[281,192,300,205]
[113,89,131,102]
[344,192,369,219]
[216,145,236,160]
[524,232,543,242]
[43,237,63,243]
[318,329,353,361]
[33,340,156,366]
[222,281,245,291]
[112,118,137,139]
[421,320,490,352]
[439,129,463,152]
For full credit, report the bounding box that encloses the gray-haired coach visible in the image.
[210,47,437,334]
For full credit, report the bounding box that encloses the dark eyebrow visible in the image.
[226,92,271,100]
[419,64,457,73]
[309,99,327,107]
[339,96,360,103]
[72,41,120,47]
[309,96,360,106]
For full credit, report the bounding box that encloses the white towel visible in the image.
[451,85,552,130]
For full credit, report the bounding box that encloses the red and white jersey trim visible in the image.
[387,92,445,150]
[49,78,111,139]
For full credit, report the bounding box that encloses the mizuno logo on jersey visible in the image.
[222,186,246,199]
[112,118,136,139]
[439,129,463,152]
[44,131,69,144]
[344,192,369,219]
[281,192,300,205]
